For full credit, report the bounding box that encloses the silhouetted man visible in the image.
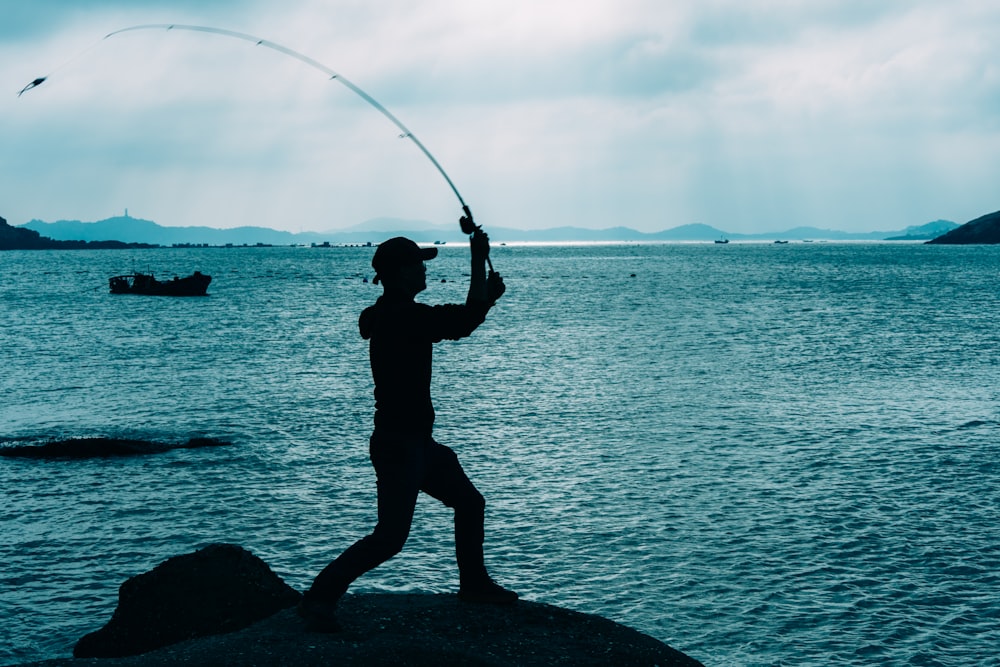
[299,222,516,631]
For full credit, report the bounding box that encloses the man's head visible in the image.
[372,237,438,293]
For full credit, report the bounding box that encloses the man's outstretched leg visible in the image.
[300,435,423,630]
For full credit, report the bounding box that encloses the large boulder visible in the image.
[73,543,301,658]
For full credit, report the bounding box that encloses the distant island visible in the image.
[1,215,156,250]
[4,209,998,248]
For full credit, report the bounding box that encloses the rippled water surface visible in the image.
[2,243,999,666]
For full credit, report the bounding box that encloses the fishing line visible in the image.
[19,23,492,254]
[17,35,108,96]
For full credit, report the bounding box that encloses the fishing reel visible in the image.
[460,206,481,235]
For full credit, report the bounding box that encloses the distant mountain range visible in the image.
[14,216,963,246]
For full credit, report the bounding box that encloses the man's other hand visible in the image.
[487,270,506,302]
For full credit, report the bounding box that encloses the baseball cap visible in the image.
[372,237,438,284]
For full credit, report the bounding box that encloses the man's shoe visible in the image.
[297,596,342,633]
[458,578,519,604]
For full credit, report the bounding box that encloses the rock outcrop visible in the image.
[19,543,703,666]
[73,544,301,659]
[926,209,1000,244]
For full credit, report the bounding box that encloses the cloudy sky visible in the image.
[1,0,997,234]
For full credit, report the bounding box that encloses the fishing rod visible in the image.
[19,23,494,268]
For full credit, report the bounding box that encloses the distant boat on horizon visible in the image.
[714,236,729,244]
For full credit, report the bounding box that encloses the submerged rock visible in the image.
[21,544,703,666]
[0,436,230,459]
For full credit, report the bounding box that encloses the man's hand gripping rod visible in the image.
[460,205,495,273]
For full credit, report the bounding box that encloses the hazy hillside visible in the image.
[18,215,961,246]
[885,219,961,240]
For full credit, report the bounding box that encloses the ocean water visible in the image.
[1,242,998,666]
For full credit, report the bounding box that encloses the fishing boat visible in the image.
[714,237,730,244]
[109,271,211,296]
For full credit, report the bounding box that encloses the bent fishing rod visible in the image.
[19,23,493,268]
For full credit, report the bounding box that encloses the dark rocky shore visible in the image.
[926,209,1000,244]
[10,544,703,667]
[0,215,157,250]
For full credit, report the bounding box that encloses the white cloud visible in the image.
[1,0,998,233]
